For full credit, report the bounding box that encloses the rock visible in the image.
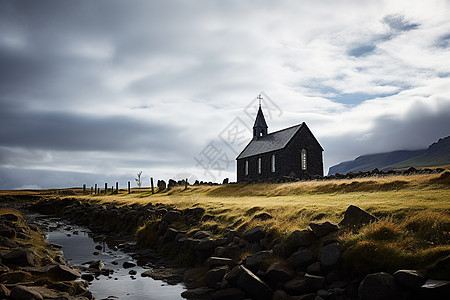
[393,269,427,289]
[266,261,294,283]
[208,257,233,269]
[82,273,95,281]
[309,221,339,237]
[157,180,166,191]
[0,224,16,239]
[358,272,397,300]
[253,212,273,221]
[419,279,450,298]
[48,264,81,281]
[0,284,10,298]
[284,278,309,295]
[306,262,322,275]
[89,260,104,270]
[287,229,315,248]
[339,205,378,227]
[122,261,136,268]
[205,266,229,288]
[2,249,37,267]
[244,226,266,243]
[287,249,314,269]
[0,236,18,248]
[193,230,212,239]
[318,243,340,268]
[236,265,273,300]
[10,285,43,300]
[95,245,103,250]
[224,265,244,286]
[272,289,290,300]
[181,287,214,299]
[196,238,216,252]
[163,227,179,243]
[129,269,137,275]
[162,210,182,223]
[305,273,326,290]
[212,287,245,300]
[0,271,32,283]
[2,213,19,222]
[245,250,274,271]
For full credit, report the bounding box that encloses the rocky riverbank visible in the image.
[0,204,91,299]
[2,195,449,299]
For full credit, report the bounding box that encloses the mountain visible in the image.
[328,136,450,175]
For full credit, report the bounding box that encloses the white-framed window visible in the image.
[301,149,307,170]
[245,160,249,176]
[258,157,262,174]
[271,155,276,173]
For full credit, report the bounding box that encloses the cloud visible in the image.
[382,14,419,32]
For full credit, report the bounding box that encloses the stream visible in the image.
[33,215,186,299]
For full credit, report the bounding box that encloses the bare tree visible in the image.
[135,171,143,188]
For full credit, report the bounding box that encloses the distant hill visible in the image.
[328,136,450,175]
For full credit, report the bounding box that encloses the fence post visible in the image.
[95,184,97,195]
[83,184,86,194]
[128,181,131,194]
[185,178,188,190]
[104,183,107,194]
[116,182,119,194]
[90,187,93,195]
[151,177,154,194]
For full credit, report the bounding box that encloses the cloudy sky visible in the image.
[1,0,449,189]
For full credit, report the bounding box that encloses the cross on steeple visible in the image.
[257,94,263,107]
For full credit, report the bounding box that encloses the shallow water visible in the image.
[42,219,185,299]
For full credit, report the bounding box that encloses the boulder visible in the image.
[287,230,315,248]
[2,213,19,222]
[306,262,322,275]
[393,269,427,289]
[2,249,37,267]
[205,266,229,288]
[196,238,216,252]
[287,249,314,269]
[339,205,378,227]
[244,226,266,243]
[163,228,179,243]
[212,287,245,300]
[266,261,294,283]
[419,279,450,299]
[193,230,212,239]
[48,264,81,281]
[358,272,397,300]
[0,224,16,239]
[122,261,136,268]
[162,210,182,223]
[305,273,326,290]
[283,278,309,295]
[245,250,274,271]
[309,221,339,237]
[0,271,32,283]
[253,212,273,221]
[181,287,214,299]
[236,266,273,300]
[89,260,104,270]
[0,284,10,298]
[157,180,166,191]
[224,265,243,286]
[318,243,340,268]
[10,285,43,300]
[208,257,233,269]
[272,289,290,300]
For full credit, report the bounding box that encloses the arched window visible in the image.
[271,155,276,173]
[301,149,307,170]
[245,160,249,176]
[258,157,262,174]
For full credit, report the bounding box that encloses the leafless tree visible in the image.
[135,171,143,188]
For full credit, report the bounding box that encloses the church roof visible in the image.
[253,106,268,129]
[236,123,303,159]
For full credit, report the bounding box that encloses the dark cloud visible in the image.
[382,14,419,32]
[347,44,377,57]
[436,33,450,48]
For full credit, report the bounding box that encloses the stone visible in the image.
[162,210,182,223]
[82,273,95,281]
[393,269,427,289]
[48,264,81,281]
[157,180,166,191]
[309,221,339,237]
[236,265,273,300]
[253,212,273,221]
[89,260,104,270]
[266,261,294,284]
[10,285,43,300]
[318,243,340,267]
[224,265,243,286]
[205,266,229,288]
[244,225,266,243]
[2,213,19,222]
[287,249,314,269]
[0,271,32,283]
[193,230,212,239]
[306,261,322,275]
[122,261,136,268]
[0,224,16,239]
[272,289,290,300]
[0,236,18,248]
[197,238,216,252]
[287,229,315,248]
[419,279,450,298]
[305,273,326,290]
[358,272,397,300]
[181,287,214,299]
[0,284,10,298]
[245,250,274,271]
[2,249,37,267]
[212,287,245,300]
[284,278,309,295]
[163,227,179,243]
[208,257,233,269]
[339,205,378,227]
[129,269,137,275]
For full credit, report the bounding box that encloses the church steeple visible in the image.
[253,95,268,140]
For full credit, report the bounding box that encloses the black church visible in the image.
[236,104,323,182]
